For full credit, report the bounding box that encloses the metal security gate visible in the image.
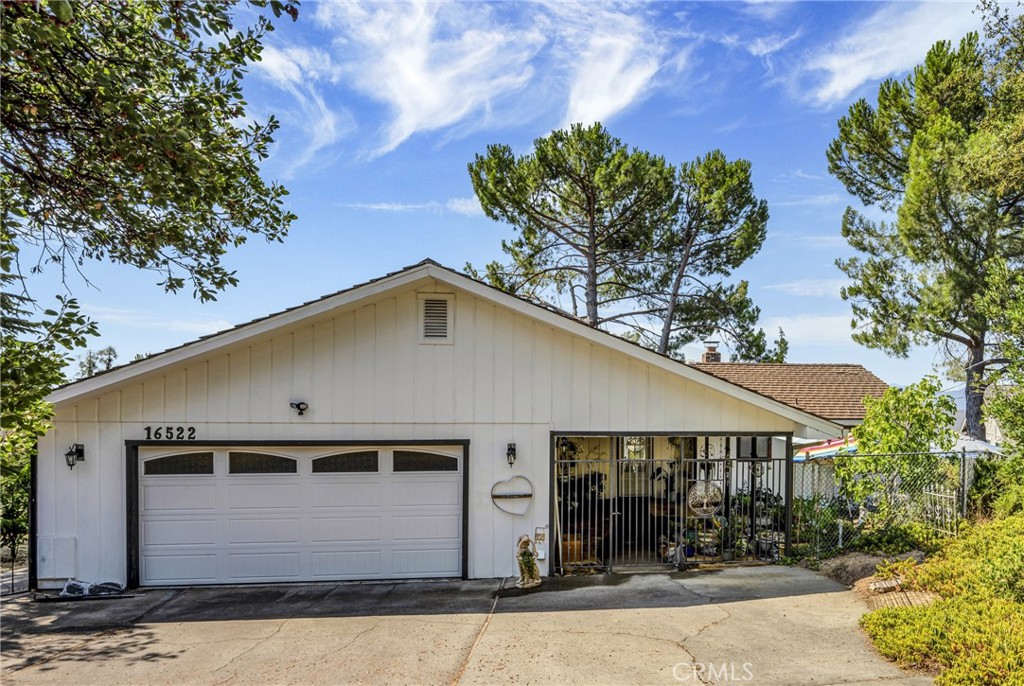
[554,435,792,574]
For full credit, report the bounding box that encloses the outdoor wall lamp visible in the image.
[290,401,309,416]
[506,442,517,467]
[64,444,84,470]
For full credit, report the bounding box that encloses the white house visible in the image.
[33,260,842,590]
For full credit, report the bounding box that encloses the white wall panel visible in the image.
[311,319,335,420]
[374,299,396,423]
[353,305,375,423]
[228,348,250,423]
[473,303,494,423]
[207,354,229,420]
[165,370,186,421]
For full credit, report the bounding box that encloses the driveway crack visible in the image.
[210,619,288,686]
[449,578,504,686]
[689,604,732,641]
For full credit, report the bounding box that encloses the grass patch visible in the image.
[860,514,1024,685]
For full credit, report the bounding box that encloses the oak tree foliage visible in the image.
[0,0,298,561]
[1,0,298,302]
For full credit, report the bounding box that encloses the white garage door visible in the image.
[139,446,463,585]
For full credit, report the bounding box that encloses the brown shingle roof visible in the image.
[691,363,888,421]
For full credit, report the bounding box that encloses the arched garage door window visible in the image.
[142,452,214,475]
[312,451,379,473]
[228,452,297,474]
[392,450,458,472]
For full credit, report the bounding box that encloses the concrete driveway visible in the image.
[1,566,931,686]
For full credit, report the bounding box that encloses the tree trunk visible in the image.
[658,236,694,355]
[585,229,599,327]
[963,338,988,440]
[658,263,687,354]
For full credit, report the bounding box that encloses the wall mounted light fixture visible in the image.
[289,401,309,416]
[506,442,517,467]
[64,444,84,470]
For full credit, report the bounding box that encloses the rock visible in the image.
[819,549,926,587]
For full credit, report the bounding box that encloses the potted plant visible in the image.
[720,518,741,561]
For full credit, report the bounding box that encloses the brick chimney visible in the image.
[702,340,721,363]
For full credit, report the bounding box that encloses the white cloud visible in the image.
[801,2,981,107]
[792,169,823,181]
[85,306,233,336]
[740,0,795,22]
[308,2,670,156]
[715,116,748,133]
[763,279,848,298]
[258,45,340,85]
[748,31,800,58]
[773,193,842,207]
[254,46,353,176]
[339,197,484,216]
[339,201,437,213]
[315,2,543,155]
[553,4,665,126]
[762,313,855,346]
[445,197,484,217]
[777,232,849,250]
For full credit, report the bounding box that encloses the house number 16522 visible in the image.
[144,426,196,440]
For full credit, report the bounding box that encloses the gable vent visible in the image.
[422,298,450,340]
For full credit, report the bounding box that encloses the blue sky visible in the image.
[31,1,993,386]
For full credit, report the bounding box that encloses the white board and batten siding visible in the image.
[37,267,836,589]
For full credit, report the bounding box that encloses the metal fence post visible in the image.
[960,447,969,519]
[784,435,793,556]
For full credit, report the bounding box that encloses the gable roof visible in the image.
[692,362,888,422]
[47,259,842,435]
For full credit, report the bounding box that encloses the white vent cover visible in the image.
[419,295,453,343]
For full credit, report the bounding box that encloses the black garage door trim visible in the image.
[125,439,470,588]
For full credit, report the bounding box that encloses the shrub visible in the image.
[863,597,1024,686]
[849,521,941,556]
[861,514,1024,685]
[970,454,1024,519]
[903,515,1024,603]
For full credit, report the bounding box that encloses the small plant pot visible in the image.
[722,550,735,562]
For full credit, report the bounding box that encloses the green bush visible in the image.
[904,516,1024,603]
[849,521,941,556]
[969,455,1024,519]
[861,514,1024,685]
[863,597,1024,686]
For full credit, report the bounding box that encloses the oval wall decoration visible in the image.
[491,476,534,516]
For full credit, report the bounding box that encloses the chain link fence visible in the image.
[789,449,996,560]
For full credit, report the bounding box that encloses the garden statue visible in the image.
[515,534,541,589]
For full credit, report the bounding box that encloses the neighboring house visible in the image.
[34,260,843,590]
[691,347,888,502]
[692,349,888,430]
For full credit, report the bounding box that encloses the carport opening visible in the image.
[553,434,792,575]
